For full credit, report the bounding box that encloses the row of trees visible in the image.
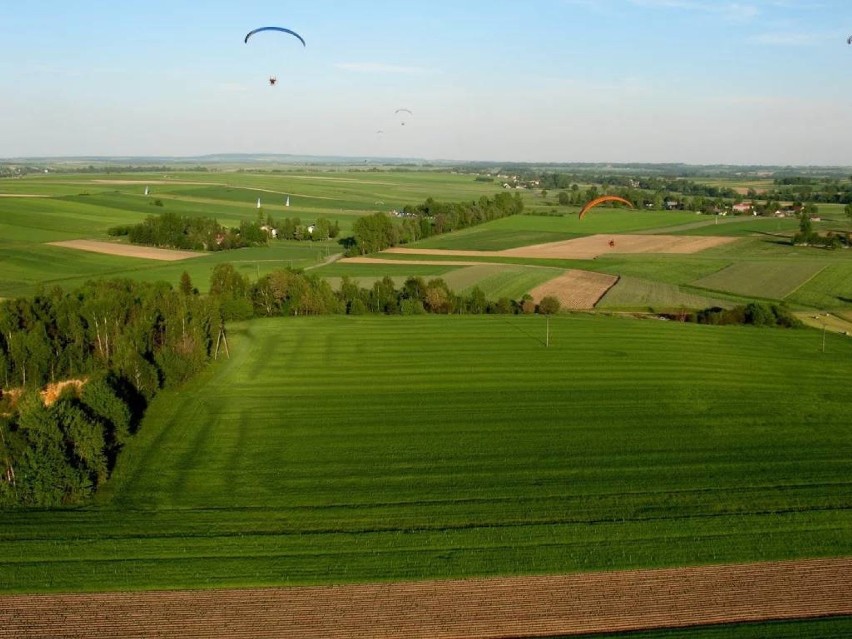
[0,279,221,506]
[348,192,524,255]
[274,216,340,242]
[767,176,852,205]
[110,211,269,251]
[688,302,802,328]
[208,263,560,321]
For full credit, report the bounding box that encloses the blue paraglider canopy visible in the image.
[244,27,306,46]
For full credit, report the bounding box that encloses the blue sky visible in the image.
[1,0,851,164]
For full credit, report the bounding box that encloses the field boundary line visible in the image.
[783,263,828,300]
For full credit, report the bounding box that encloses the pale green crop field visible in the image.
[692,262,828,300]
[597,276,732,311]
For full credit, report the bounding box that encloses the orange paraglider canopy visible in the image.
[578,195,635,220]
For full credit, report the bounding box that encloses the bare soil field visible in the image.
[48,240,203,261]
[530,270,619,309]
[1,558,849,639]
[385,234,736,261]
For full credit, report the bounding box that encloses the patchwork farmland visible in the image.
[1,169,851,637]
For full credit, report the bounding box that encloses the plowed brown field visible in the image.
[529,270,619,309]
[1,558,849,639]
[48,240,203,261]
[383,234,735,261]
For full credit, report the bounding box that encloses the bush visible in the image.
[537,296,561,315]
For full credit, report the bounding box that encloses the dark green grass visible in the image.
[565,616,852,638]
[2,315,850,594]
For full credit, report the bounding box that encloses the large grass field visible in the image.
[2,314,850,594]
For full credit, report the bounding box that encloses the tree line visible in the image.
[208,263,560,321]
[110,211,341,251]
[347,191,524,255]
[110,211,269,251]
[0,279,220,506]
[685,302,803,328]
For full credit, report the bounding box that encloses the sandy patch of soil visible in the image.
[530,270,619,309]
[502,234,737,259]
[0,194,50,198]
[384,235,736,261]
[0,558,848,639]
[40,379,88,406]
[48,240,203,261]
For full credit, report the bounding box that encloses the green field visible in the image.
[0,170,504,298]
[573,616,852,638]
[2,314,850,594]
[692,261,828,300]
[3,171,851,316]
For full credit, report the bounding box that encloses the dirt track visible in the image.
[1,558,849,638]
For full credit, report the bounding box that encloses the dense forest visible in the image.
[0,279,221,506]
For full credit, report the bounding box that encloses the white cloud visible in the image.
[628,0,760,22]
[752,31,832,46]
[334,62,437,75]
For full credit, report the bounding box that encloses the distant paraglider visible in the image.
[578,195,635,220]
[395,108,412,126]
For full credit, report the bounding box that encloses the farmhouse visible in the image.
[732,202,753,214]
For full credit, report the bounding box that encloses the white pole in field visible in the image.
[257,197,261,209]
[285,196,290,207]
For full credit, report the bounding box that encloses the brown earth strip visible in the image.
[1,558,849,639]
[384,234,736,261]
[48,240,204,261]
[529,270,619,309]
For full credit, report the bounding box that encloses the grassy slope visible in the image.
[2,314,849,593]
